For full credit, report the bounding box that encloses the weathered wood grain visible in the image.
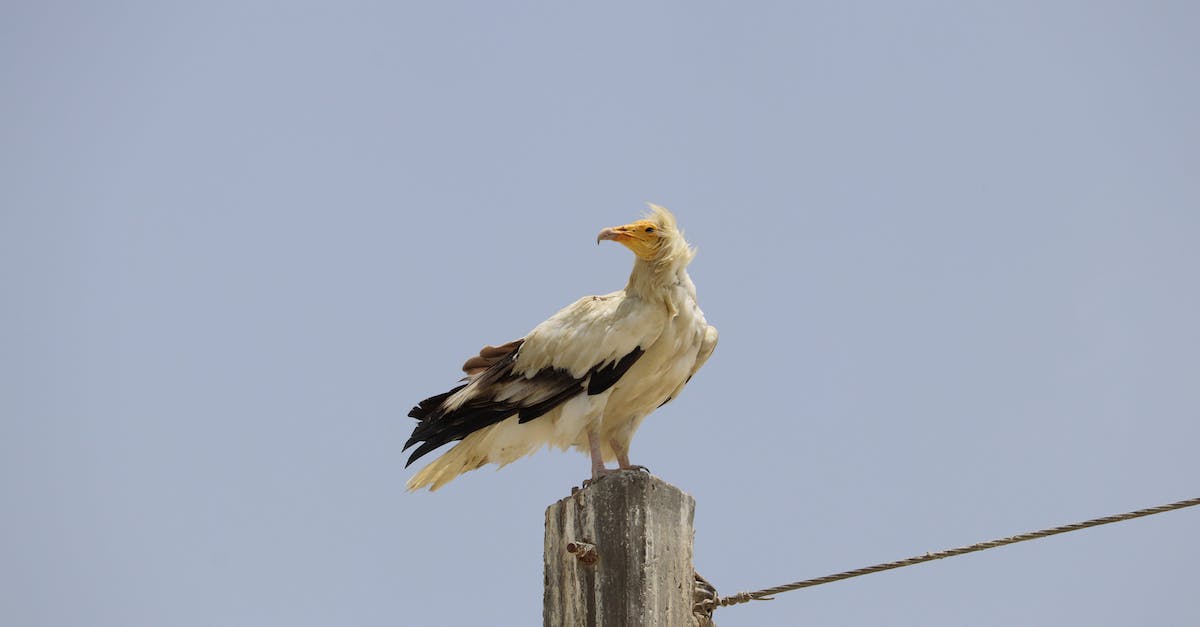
[544,472,697,626]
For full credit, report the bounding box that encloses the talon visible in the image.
[593,468,621,479]
[581,468,621,489]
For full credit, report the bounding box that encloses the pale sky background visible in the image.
[3,2,1198,626]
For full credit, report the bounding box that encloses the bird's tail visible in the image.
[406,413,560,491]
[406,438,487,491]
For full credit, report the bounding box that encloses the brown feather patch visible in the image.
[461,339,524,375]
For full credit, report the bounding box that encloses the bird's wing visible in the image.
[512,292,667,378]
[691,324,719,377]
[404,292,667,466]
[659,324,719,408]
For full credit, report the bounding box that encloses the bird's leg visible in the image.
[612,439,650,473]
[587,428,614,480]
[580,428,624,489]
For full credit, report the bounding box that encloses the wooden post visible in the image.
[544,471,698,626]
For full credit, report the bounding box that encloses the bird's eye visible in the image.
[645,227,655,233]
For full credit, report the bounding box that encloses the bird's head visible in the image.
[597,203,691,264]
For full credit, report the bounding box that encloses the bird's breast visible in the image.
[604,292,707,417]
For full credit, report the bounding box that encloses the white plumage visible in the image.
[404,204,717,490]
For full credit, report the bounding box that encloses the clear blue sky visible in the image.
[3,2,1198,625]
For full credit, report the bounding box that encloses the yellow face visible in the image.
[597,219,663,260]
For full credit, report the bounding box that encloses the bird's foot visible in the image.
[580,467,622,489]
[579,466,651,489]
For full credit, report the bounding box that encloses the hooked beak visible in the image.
[597,226,625,244]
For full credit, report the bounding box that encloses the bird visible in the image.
[403,204,717,491]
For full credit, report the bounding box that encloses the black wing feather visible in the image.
[404,346,644,467]
[587,347,644,395]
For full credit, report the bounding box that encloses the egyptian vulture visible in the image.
[404,204,717,491]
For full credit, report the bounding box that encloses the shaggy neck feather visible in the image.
[624,241,692,302]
